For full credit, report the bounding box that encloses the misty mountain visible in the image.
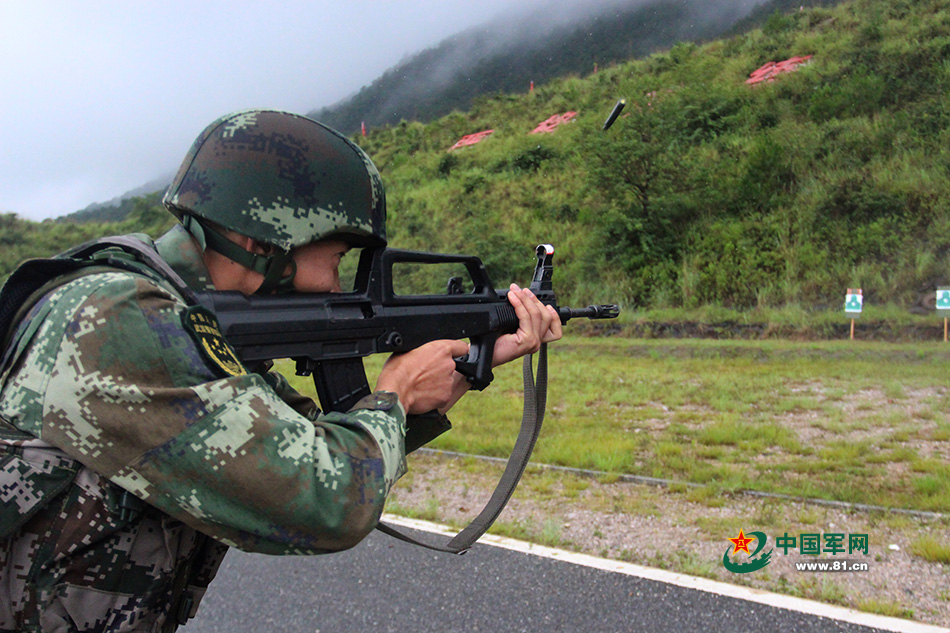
[308,0,837,135]
[59,173,175,224]
[61,0,838,222]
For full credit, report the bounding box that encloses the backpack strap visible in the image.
[0,235,198,378]
[59,234,197,305]
[0,259,85,358]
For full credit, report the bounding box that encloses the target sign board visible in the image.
[844,288,863,314]
[937,288,950,311]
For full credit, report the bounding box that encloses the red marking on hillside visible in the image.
[531,111,578,134]
[449,130,494,151]
[746,55,813,85]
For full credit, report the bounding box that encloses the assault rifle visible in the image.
[194,243,619,554]
[194,244,619,414]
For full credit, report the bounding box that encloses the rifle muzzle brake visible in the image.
[558,304,620,322]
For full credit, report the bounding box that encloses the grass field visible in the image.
[283,335,950,513]
[282,336,950,623]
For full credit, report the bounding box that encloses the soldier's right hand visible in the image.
[375,339,472,415]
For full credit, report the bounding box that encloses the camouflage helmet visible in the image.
[163,110,386,292]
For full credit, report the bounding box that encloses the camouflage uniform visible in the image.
[0,225,407,632]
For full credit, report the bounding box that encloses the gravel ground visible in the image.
[387,451,950,629]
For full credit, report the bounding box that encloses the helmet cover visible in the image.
[163,109,386,250]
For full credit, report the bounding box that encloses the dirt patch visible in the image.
[388,452,950,628]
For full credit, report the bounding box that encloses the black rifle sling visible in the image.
[375,343,547,554]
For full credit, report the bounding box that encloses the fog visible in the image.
[0,0,763,221]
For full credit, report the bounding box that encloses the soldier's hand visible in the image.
[492,284,562,367]
[375,285,561,417]
[376,339,471,415]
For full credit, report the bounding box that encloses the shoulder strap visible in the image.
[60,235,198,305]
[0,236,198,377]
[0,259,83,355]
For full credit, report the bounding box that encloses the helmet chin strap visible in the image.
[182,215,297,294]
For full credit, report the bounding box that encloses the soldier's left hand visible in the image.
[492,284,562,367]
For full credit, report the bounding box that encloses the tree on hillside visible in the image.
[581,85,701,305]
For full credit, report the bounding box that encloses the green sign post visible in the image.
[937,288,950,342]
[844,288,862,340]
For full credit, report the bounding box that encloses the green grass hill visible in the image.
[4,0,950,331]
[354,0,950,316]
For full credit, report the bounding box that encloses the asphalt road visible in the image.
[182,526,893,633]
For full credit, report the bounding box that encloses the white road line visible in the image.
[382,514,949,633]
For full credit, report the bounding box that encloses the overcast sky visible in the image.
[1,0,582,221]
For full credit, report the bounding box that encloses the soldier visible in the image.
[0,110,561,632]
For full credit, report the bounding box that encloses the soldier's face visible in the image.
[290,240,350,293]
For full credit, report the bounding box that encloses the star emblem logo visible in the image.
[728,529,755,555]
